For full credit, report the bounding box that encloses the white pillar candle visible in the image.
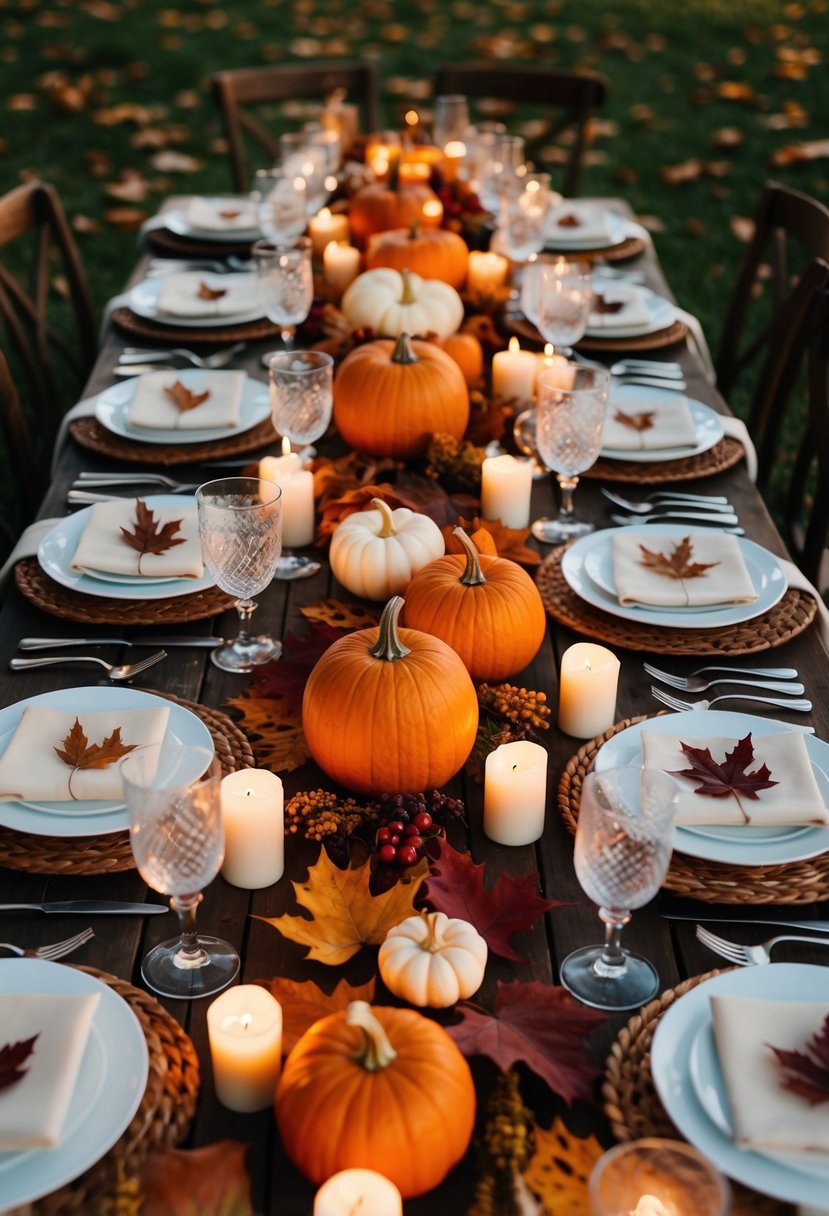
[220,768,284,889]
[483,740,548,845]
[492,336,538,403]
[535,344,574,396]
[558,643,620,739]
[259,446,316,548]
[207,985,282,1113]
[308,206,350,257]
[314,1168,403,1216]
[323,241,361,295]
[466,250,509,298]
[441,138,467,183]
[481,453,533,528]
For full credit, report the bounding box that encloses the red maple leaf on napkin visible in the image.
[120,499,187,574]
[770,1013,829,1105]
[0,1034,39,1093]
[669,732,778,800]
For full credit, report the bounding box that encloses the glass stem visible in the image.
[235,597,258,644]
[281,327,295,349]
[556,473,579,519]
[170,892,208,970]
[595,906,631,976]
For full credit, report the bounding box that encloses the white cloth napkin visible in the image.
[0,992,100,1148]
[0,519,61,589]
[156,272,259,318]
[780,558,829,654]
[70,499,204,580]
[185,198,257,232]
[602,396,698,450]
[612,531,758,607]
[126,369,245,430]
[711,994,829,1156]
[0,704,170,803]
[50,395,101,477]
[641,729,829,825]
[719,415,758,482]
[588,284,652,332]
[546,202,613,245]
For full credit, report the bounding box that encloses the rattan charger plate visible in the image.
[144,225,254,259]
[503,309,688,353]
[112,306,281,344]
[0,695,255,876]
[33,965,199,1216]
[543,234,647,262]
[68,415,274,466]
[536,545,817,656]
[584,436,746,484]
[558,714,829,904]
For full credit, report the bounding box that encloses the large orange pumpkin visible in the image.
[404,526,547,682]
[366,221,470,289]
[349,161,442,245]
[302,596,479,795]
[275,1000,476,1198]
[334,332,469,459]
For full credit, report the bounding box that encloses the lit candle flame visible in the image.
[404,109,419,128]
[281,436,292,456]
[508,336,520,353]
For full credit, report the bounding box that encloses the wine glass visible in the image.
[249,167,307,246]
[122,744,239,1000]
[267,349,333,580]
[494,177,552,262]
[196,476,283,672]
[253,236,314,368]
[561,767,677,1011]
[533,257,593,355]
[531,362,609,544]
[432,94,470,150]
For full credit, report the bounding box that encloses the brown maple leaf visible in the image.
[0,1035,39,1093]
[218,208,241,219]
[449,515,540,566]
[197,281,227,300]
[614,409,656,432]
[593,294,626,314]
[120,499,187,574]
[163,380,210,413]
[256,976,376,1054]
[140,1141,253,1216]
[639,535,720,580]
[55,718,139,800]
[557,213,582,227]
[669,732,778,822]
[524,1117,605,1215]
[769,1014,829,1105]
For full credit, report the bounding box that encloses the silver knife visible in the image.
[662,913,829,933]
[0,901,168,914]
[19,636,224,650]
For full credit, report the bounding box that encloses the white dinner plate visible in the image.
[600,385,725,462]
[595,710,829,865]
[95,371,270,446]
[0,686,214,837]
[0,959,149,1211]
[543,207,628,250]
[165,202,262,243]
[561,525,787,630]
[38,495,215,601]
[585,288,677,339]
[128,272,264,328]
[651,964,829,1206]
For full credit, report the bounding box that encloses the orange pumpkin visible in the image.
[440,331,484,388]
[302,596,479,795]
[404,526,547,682]
[366,221,469,290]
[349,160,442,244]
[334,332,469,459]
[275,1000,476,1198]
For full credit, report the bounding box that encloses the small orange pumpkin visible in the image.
[349,161,442,244]
[404,526,547,682]
[366,221,470,290]
[334,332,469,459]
[440,331,484,388]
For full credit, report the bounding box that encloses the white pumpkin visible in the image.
[379,911,488,1008]
[341,267,464,340]
[329,498,445,601]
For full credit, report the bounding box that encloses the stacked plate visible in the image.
[164,198,262,244]
[600,384,724,463]
[543,202,645,253]
[127,271,264,329]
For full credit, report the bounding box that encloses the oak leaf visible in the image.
[451,515,540,566]
[669,733,778,815]
[639,535,720,580]
[163,380,210,412]
[139,1140,253,1216]
[225,691,309,773]
[299,599,379,631]
[523,1117,605,1214]
[447,980,606,1104]
[55,718,139,799]
[0,1035,38,1093]
[769,1013,829,1105]
[316,484,411,546]
[120,499,187,573]
[257,976,376,1052]
[258,849,424,965]
[614,409,655,432]
[423,840,561,962]
[197,281,227,301]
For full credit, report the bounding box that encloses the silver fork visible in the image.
[610,512,742,532]
[645,661,800,684]
[0,927,95,960]
[118,342,245,369]
[71,474,198,494]
[10,650,167,681]
[644,664,804,695]
[602,488,731,513]
[695,924,829,966]
[608,359,684,378]
[651,685,813,714]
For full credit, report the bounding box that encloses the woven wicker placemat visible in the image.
[68,416,274,467]
[14,557,235,625]
[0,695,255,875]
[503,309,687,353]
[558,714,829,904]
[33,965,199,1216]
[145,226,254,259]
[112,307,281,344]
[536,547,817,656]
[543,234,647,262]
[584,436,746,484]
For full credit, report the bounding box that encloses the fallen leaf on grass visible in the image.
[103,206,147,229]
[151,150,203,173]
[661,159,704,186]
[140,1141,253,1216]
[523,1117,605,1214]
[257,976,376,1052]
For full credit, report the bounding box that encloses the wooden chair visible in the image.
[432,64,609,196]
[0,347,39,555]
[212,62,380,193]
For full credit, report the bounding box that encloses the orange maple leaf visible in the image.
[197,281,227,300]
[120,499,187,574]
[614,408,655,432]
[639,535,720,580]
[54,718,138,800]
[163,380,210,412]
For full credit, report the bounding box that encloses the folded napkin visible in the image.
[70,499,204,580]
[155,271,259,318]
[185,198,257,232]
[588,285,653,332]
[547,202,613,245]
[641,729,829,826]
[0,704,171,803]
[611,531,758,607]
[711,994,829,1156]
[126,369,245,430]
[602,396,698,451]
[0,992,100,1148]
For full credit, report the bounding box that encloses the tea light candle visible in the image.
[308,207,350,257]
[481,453,533,528]
[441,139,467,183]
[420,196,444,226]
[558,643,620,739]
[466,250,509,298]
[365,132,401,180]
[323,241,361,295]
[492,336,538,403]
[220,768,284,889]
[484,740,548,845]
[313,1168,403,1216]
[259,438,315,548]
[207,985,282,1113]
[536,344,574,395]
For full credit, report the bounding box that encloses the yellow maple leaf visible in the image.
[299,599,379,631]
[225,692,309,773]
[523,1118,605,1215]
[258,850,425,966]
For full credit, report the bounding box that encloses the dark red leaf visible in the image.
[770,1013,829,1105]
[0,1034,39,1093]
[670,732,778,801]
[250,621,344,713]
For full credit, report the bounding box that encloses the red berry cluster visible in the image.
[376,810,443,868]
[370,790,464,875]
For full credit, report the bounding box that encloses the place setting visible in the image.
[143,192,263,259]
[542,199,650,262]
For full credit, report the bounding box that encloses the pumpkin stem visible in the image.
[368,596,411,661]
[422,910,443,952]
[407,219,420,240]
[399,267,416,306]
[371,497,397,538]
[391,332,419,366]
[453,526,487,587]
[347,1001,398,1071]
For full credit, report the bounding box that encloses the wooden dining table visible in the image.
[1,200,827,1215]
